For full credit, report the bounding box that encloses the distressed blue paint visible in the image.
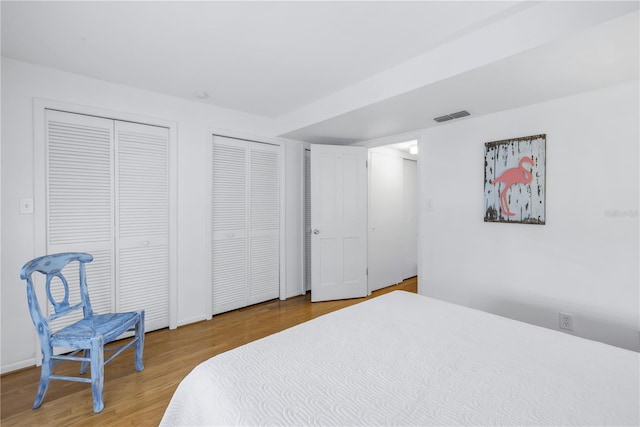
[20,252,145,413]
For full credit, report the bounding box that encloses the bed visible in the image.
[160,291,639,426]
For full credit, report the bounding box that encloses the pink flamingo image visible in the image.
[491,156,534,216]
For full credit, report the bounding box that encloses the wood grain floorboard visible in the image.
[1,278,417,426]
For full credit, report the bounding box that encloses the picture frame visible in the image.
[484,134,546,224]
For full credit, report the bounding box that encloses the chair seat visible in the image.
[52,312,139,347]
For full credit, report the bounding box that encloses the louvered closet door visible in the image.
[45,110,115,328]
[211,136,280,315]
[211,137,248,315]
[45,110,170,333]
[115,121,170,331]
[248,143,280,305]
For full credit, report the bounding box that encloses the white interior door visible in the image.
[310,144,368,302]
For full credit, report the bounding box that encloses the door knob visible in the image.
[313,229,320,234]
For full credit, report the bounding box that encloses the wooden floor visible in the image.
[1,278,417,426]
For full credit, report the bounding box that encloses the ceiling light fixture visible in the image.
[434,110,470,123]
[193,90,210,100]
[409,144,418,155]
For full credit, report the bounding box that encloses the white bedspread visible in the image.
[161,291,639,426]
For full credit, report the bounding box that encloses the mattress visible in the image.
[160,291,639,426]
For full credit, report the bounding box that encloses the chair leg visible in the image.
[90,336,105,413]
[79,349,90,375]
[33,351,52,409]
[135,310,145,372]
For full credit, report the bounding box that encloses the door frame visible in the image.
[363,131,420,292]
[33,98,179,332]
[367,146,419,291]
[302,132,420,300]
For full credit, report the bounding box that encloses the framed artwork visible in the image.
[484,134,546,224]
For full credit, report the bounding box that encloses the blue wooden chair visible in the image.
[19,252,144,413]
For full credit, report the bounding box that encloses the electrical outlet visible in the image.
[559,313,573,331]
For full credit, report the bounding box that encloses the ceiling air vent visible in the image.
[434,110,470,123]
[434,115,453,123]
[449,110,470,119]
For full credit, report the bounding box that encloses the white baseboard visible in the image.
[176,315,208,328]
[1,358,36,375]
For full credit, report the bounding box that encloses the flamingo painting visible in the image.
[491,156,535,216]
[484,134,545,224]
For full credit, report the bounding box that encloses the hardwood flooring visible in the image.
[1,278,417,426]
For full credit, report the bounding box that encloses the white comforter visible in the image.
[161,291,639,426]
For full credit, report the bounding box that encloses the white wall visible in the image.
[1,58,305,372]
[418,81,639,351]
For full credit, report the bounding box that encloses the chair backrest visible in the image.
[20,252,95,335]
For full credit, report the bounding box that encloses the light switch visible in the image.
[425,199,433,212]
[19,198,34,214]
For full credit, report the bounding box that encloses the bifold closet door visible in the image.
[44,110,170,332]
[45,110,115,329]
[247,144,280,305]
[115,121,170,331]
[211,139,248,314]
[211,136,279,315]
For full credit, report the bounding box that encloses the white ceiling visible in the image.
[2,1,638,145]
[282,9,640,144]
